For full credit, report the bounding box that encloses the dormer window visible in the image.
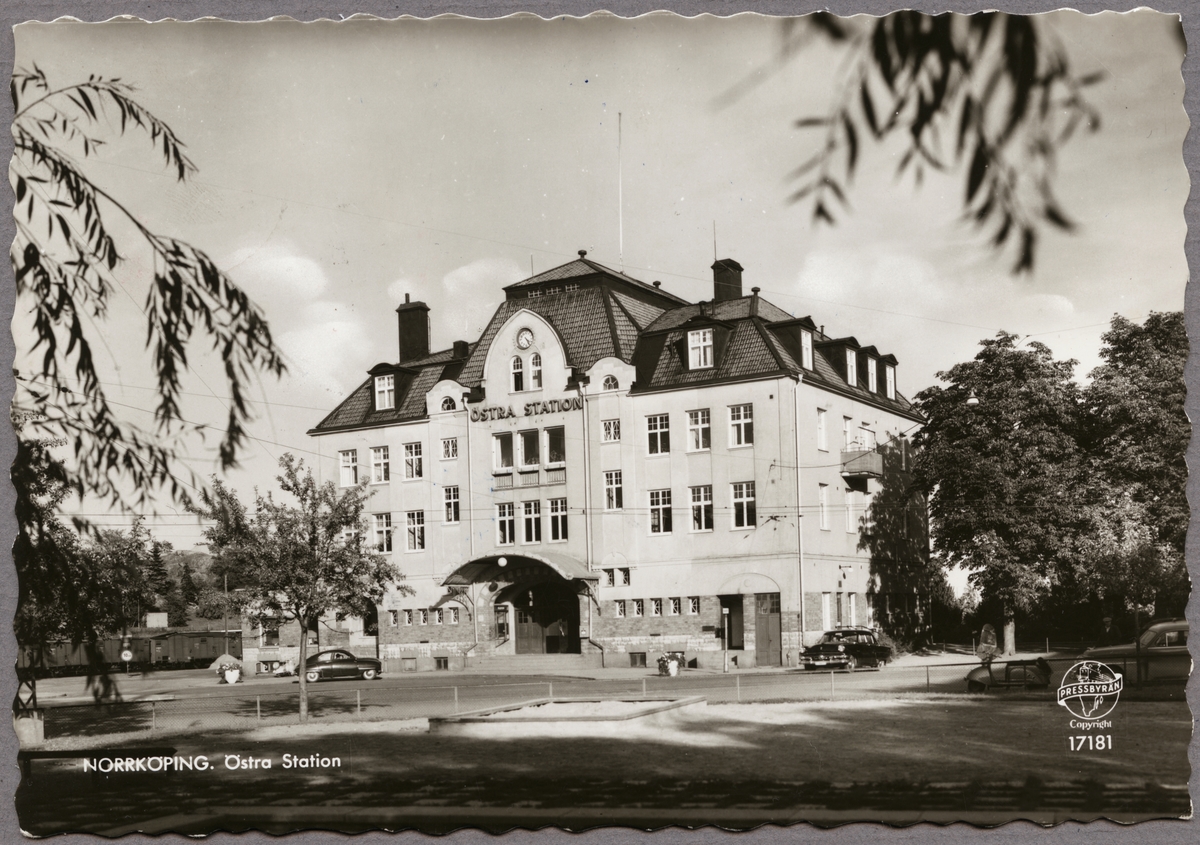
[602,375,619,391]
[374,374,395,410]
[886,365,896,400]
[845,349,858,387]
[531,353,542,389]
[440,396,456,411]
[511,356,524,392]
[801,330,813,370]
[867,358,877,393]
[688,329,714,369]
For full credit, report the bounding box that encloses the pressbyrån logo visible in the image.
[1056,660,1123,721]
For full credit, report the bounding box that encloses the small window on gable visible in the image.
[688,329,714,369]
[867,359,877,393]
[375,374,395,410]
[846,349,858,387]
[801,330,814,370]
[886,365,896,400]
[511,357,524,392]
[602,375,619,391]
[441,396,456,411]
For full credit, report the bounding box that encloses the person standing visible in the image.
[1097,616,1124,647]
[978,623,1000,686]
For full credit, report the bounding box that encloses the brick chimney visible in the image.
[396,293,431,362]
[452,340,470,359]
[712,258,744,301]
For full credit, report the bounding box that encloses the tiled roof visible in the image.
[456,287,628,387]
[507,259,596,286]
[643,295,793,333]
[641,320,787,389]
[506,256,689,305]
[611,291,665,330]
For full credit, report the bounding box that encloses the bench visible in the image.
[18,746,177,781]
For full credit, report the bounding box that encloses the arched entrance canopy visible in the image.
[440,550,599,587]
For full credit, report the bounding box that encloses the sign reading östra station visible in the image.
[469,396,583,422]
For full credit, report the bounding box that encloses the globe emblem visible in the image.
[1057,660,1123,721]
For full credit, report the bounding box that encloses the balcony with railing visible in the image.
[840,449,883,479]
[545,466,566,485]
[518,470,540,488]
[493,472,513,489]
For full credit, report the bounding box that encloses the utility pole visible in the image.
[223,573,229,656]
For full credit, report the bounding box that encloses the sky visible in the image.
[12,11,1188,550]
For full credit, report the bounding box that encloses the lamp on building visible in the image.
[497,557,508,567]
[966,390,980,407]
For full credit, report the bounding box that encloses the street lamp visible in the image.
[966,390,980,407]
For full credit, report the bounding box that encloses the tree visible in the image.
[179,562,200,606]
[194,454,407,721]
[10,67,285,690]
[912,332,1084,654]
[787,11,1110,272]
[146,539,173,604]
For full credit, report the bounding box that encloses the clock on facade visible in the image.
[516,328,534,349]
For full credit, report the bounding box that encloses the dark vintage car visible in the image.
[799,627,891,671]
[303,649,382,682]
[1082,619,1189,682]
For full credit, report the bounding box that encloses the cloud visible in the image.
[392,257,526,346]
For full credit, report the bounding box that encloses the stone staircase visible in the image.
[464,652,604,673]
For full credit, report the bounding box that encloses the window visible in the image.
[444,486,460,523]
[602,375,619,391]
[849,593,858,626]
[691,485,714,531]
[845,490,857,533]
[819,483,830,530]
[732,482,756,529]
[339,450,358,486]
[620,568,631,585]
[511,356,524,392]
[494,432,513,471]
[602,419,621,442]
[564,282,579,292]
[549,498,568,541]
[629,652,647,667]
[546,426,566,465]
[730,404,753,446]
[649,489,673,534]
[687,409,711,451]
[519,430,540,467]
[371,446,390,483]
[632,599,644,617]
[650,598,663,617]
[801,329,814,370]
[886,365,896,400]
[688,328,714,369]
[603,568,615,587]
[433,608,444,625]
[867,359,877,393]
[406,511,425,551]
[615,600,626,618]
[404,442,422,479]
[668,597,681,616]
[373,513,392,552]
[497,503,515,545]
[531,353,542,389]
[605,470,623,510]
[846,349,858,387]
[440,396,456,411]
[403,609,413,626]
[821,593,831,631]
[388,609,398,627]
[375,374,395,410]
[843,417,854,450]
[860,427,876,450]
[418,608,428,625]
[688,597,700,615]
[647,414,670,454]
[441,438,458,460]
[816,408,827,452]
[523,500,542,543]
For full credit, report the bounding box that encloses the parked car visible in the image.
[1081,619,1189,682]
[799,627,891,671]
[303,649,382,682]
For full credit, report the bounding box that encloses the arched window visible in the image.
[602,375,619,391]
[511,356,524,392]
[440,396,456,411]
[531,353,542,389]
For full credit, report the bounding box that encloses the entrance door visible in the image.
[754,593,782,666]
[513,581,581,654]
[515,608,545,654]
[718,595,745,650]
